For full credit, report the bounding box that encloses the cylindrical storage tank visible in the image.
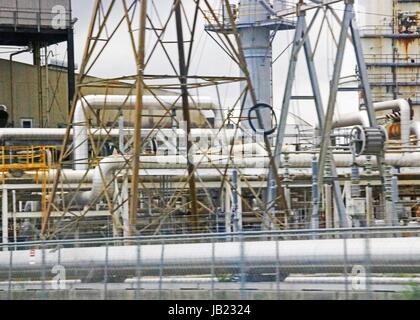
[237,0,270,24]
[237,0,273,131]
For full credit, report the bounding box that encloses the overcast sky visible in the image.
[0,0,373,126]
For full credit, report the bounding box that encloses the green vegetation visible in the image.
[217,274,235,282]
[401,283,420,300]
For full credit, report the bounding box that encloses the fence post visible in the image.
[211,238,215,300]
[135,240,141,300]
[104,242,109,300]
[2,187,8,251]
[7,249,13,300]
[41,242,46,295]
[343,233,349,300]
[158,240,165,300]
[239,231,245,300]
[364,234,372,300]
[275,235,280,299]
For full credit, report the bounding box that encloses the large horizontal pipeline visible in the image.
[73,95,219,170]
[0,128,243,141]
[55,150,420,206]
[31,167,420,184]
[1,237,420,280]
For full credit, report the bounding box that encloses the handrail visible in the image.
[0,145,57,172]
[2,225,420,249]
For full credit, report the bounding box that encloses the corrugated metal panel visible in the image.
[0,0,17,25]
[0,0,71,29]
[16,0,39,27]
[40,0,71,28]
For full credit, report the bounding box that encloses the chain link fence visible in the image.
[1,226,420,300]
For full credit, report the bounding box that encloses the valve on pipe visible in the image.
[349,126,387,157]
[248,103,278,136]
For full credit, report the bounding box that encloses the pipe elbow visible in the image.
[331,111,368,129]
[64,156,128,208]
[411,121,420,146]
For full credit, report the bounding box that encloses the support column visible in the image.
[325,184,333,229]
[33,41,44,128]
[390,167,400,226]
[12,190,16,246]
[2,187,8,251]
[366,185,374,226]
[231,169,242,232]
[224,182,232,233]
[129,0,148,236]
[67,28,76,111]
[237,0,273,129]
[174,1,199,231]
[284,186,291,229]
[311,157,319,229]
[333,195,340,229]
[112,180,121,238]
[122,177,129,237]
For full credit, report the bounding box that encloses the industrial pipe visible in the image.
[330,99,413,146]
[332,110,370,128]
[64,155,128,206]
[62,142,267,206]
[73,95,218,170]
[374,99,412,146]
[61,149,420,207]
[411,121,420,146]
[0,128,231,142]
[1,237,420,279]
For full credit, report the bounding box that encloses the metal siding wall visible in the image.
[0,0,17,9]
[40,0,71,28]
[16,0,39,27]
[0,0,70,28]
[0,60,66,128]
[0,0,17,25]
[0,59,172,128]
[13,61,38,127]
[359,0,420,115]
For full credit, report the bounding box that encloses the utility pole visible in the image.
[129,0,148,237]
[174,0,199,232]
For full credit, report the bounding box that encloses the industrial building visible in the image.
[0,59,174,129]
[0,0,419,300]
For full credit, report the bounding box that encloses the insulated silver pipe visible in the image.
[73,95,218,170]
[48,149,420,207]
[1,237,420,279]
[64,155,129,206]
[330,99,413,146]
[374,99,411,146]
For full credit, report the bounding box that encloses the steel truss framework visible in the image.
[264,0,388,231]
[38,0,389,239]
[41,0,286,239]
